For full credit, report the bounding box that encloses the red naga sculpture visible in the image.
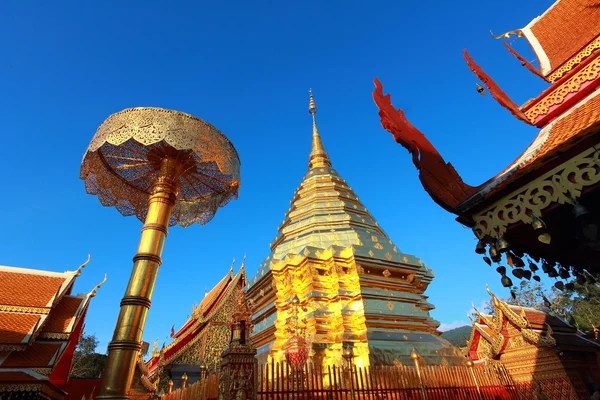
[372,78,478,214]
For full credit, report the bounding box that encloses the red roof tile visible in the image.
[2,342,62,367]
[0,371,43,382]
[0,313,41,344]
[0,271,66,308]
[43,296,83,334]
[529,0,600,74]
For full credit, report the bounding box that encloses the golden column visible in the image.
[80,107,240,399]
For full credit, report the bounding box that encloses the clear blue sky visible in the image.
[0,0,553,351]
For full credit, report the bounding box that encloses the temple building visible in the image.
[468,286,600,399]
[0,258,105,400]
[246,92,459,367]
[134,263,246,396]
[373,0,600,285]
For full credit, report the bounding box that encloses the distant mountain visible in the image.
[440,325,472,347]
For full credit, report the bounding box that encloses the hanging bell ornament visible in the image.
[476,83,486,95]
[511,268,525,279]
[533,275,541,282]
[501,275,513,288]
[572,199,590,218]
[522,270,532,280]
[565,282,575,291]
[586,274,597,284]
[576,275,587,285]
[531,214,551,244]
[554,281,565,291]
[548,267,559,278]
[483,256,492,266]
[496,266,506,275]
[528,261,539,272]
[513,256,525,268]
[558,268,570,280]
[496,237,510,253]
[489,244,501,263]
[542,261,551,274]
[475,240,487,254]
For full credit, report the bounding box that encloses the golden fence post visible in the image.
[343,342,356,400]
[410,348,428,400]
[181,373,188,389]
[467,360,484,400]
[168,380,173,394]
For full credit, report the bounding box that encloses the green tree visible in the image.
[71,334,107,379]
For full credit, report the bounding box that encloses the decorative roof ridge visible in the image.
[57,274,106,334]
[149,267,245,368]
[373,78,479,214]
[486,285,528,329]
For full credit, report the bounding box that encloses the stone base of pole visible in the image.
[217,344,258,400]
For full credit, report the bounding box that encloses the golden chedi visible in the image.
[246,91,458,368]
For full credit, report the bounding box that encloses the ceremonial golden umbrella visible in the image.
[81,107,240,399]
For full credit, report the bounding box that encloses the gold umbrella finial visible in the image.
[307,89,331,169]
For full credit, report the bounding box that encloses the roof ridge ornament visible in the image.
[373,78,478,213]
[490,29,524,40]
[308,89,332,169]
[74,254,91,277]
[90,274,108,298]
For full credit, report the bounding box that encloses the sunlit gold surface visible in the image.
[80,107,240,227]
[81,107,241,399]
[248,92,459,370]
[98,157,180,399]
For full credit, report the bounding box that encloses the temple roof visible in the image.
[517,0,600,77]
[468,287,600,360]
[459,87,600,210]
[145,265,245,376]
[0,258,104,387]
[253,92,427,280]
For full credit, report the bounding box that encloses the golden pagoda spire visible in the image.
[308,89,331,169]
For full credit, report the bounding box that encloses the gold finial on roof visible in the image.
[308,89,331,169]
[90,274,107,297]
[74,254,91,277]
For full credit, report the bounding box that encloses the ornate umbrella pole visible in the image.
[81,107,240,399]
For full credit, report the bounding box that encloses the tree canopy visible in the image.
[71,333,106,379]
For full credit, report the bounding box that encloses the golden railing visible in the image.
[161,373,218,400]
[160,362,524,400]
[257,361,520,400]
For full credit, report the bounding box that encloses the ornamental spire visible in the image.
[308,89,331,169]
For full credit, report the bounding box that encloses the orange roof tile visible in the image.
[473,89,600,202]
[42,296,83,334]
[0,313,41,344]
[529,0,600,73]
[0,271,66,308]
[524,91,600,166]
[1,342,62,367]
